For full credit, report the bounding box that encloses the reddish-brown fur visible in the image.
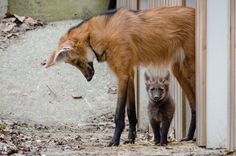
[45,7,196,145]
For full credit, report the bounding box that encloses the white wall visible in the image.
[206,0,229,148]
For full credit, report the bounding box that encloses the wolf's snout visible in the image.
[85,62,95,81]
[86,75,93,82]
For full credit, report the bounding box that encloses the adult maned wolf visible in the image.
[45,7,196,146]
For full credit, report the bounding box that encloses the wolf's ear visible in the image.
[45,41,74,68]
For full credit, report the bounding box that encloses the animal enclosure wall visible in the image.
[206,0,229,148]
[196,0,236,149]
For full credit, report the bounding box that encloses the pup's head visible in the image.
[145,70,170,102]
[45,25,96,82]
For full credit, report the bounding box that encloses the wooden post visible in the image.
[196,0,207,147]
[228,0,236,150]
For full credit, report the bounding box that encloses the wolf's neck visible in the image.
[88,17,110,63]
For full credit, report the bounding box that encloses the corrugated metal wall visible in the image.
[117,0,138,9]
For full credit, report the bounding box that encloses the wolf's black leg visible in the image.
[108,0,116,10]
[108,78,128,146]
[124,75,137,144]
[181,111,196,141]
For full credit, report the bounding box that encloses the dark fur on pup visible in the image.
[145,70,175,146]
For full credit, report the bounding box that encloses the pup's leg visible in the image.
[150,119,161,145]
[160,121,171,146]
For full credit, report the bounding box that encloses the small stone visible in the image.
[107,87,117,94]
[0,142,18,155]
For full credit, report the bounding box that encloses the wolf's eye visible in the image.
[75,60,82,67]
[158,88,164,92]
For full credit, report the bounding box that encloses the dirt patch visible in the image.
[0,114,234,156]
[0,14,44,53]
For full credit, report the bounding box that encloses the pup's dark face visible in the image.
[146,82,167,102]
[145,72,170,102]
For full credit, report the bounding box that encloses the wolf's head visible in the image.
[145,70,170,103]
[45,21,97,82]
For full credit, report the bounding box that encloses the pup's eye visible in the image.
[150,88,155,91]
[158,88,164,92]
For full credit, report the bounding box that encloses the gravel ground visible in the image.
[0,20,235,155]
[0,117,233,156]
[0,20,116,125]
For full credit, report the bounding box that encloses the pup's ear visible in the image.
[163,71,170,86]
[144,72,151,87]
[45,41,74,68]
[144,72,150,82]
[165,71,170,81]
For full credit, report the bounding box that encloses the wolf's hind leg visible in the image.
[171,61,196,141]
[124,74,137,144]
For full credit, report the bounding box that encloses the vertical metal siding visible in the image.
[117,0,138,9]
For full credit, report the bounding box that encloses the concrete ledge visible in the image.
[0,0,8,18]
[8,0,109,22]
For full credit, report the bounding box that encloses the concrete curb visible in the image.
[0,0,8,18]
[8,0,109,22]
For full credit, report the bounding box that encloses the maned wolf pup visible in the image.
[145,70,175,146]
[45,7,196,146]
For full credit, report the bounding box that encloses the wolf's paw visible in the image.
[154,142,160,145]
[181,136,195,142]
[107,140,120,147]
[124,139,135,144]
[160,143,167,146]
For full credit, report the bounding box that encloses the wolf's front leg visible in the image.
[108,77,129,146]
[124,75,137,144]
